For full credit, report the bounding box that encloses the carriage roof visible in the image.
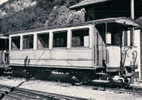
[70,0,109,9]
[8,17,139,35]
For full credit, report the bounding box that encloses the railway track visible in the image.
[1,75,142,100]
[0,84,87,100]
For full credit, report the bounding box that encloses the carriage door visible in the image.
[95,24,107,66]
[95,23,122,68]
[105,23,123,68]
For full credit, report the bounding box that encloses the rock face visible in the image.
[0,0,83,34]
[45,6,86,27]
[0,0,35,18]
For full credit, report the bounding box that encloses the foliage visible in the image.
[46,6,85,27]
[0,0,83,34]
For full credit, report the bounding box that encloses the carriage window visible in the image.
[72,28,89,47]
[105,32,121,45]
[96,23,123,46]
[37,33,49,49]
[23,35,33,49]
[111,32,121,45]
[11,36,20,50]
[53,31,67,47]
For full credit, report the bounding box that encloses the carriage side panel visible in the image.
[9,48,94,68]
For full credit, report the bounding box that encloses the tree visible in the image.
[45,6,86,27]
[0,0,84,34]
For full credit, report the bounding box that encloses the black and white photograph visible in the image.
[0,0,142,100]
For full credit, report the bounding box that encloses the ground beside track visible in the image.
[0,76,142,100]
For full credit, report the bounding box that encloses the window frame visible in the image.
[53,30,68,48]
[71,28,90,48]
[37,32,50,49]
[22,34,34,50]
[11,36,20,50]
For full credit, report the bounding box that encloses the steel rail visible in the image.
[0,84,87,100]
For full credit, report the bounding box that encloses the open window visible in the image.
[111,31,122,46]
[72,28,89,47]
[23,35,33,49]
[53,31,67,47]
[37,33,49,49]
[11,36,20,50]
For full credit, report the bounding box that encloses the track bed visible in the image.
[0,84,87,100]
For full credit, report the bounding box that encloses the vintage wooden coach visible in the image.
[8,17,138,81]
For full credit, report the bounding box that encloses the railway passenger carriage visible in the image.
[8,17,138,82]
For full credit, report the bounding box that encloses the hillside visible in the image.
[0,0,83,34]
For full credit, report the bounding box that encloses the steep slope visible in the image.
[0,0,83,34]
[0,0,36,18]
